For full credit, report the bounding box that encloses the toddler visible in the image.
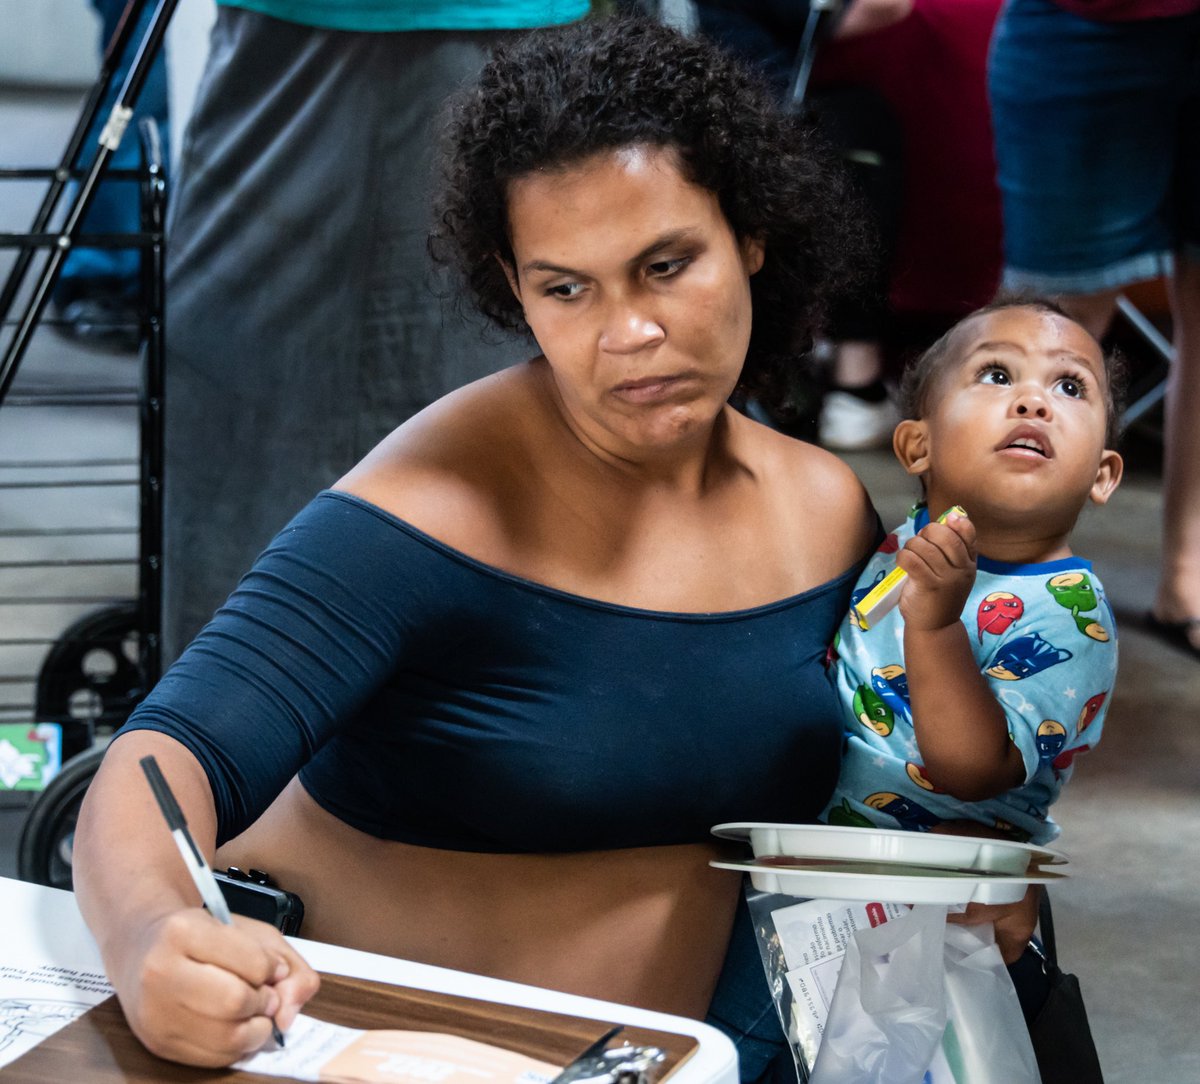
[821,300,1124,844]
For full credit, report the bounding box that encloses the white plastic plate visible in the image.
[710,857,1067,906]
[711,822,1066,875]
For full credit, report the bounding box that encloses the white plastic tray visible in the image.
[710,857,1067,905]
[711,822,1066,876]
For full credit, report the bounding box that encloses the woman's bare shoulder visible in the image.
[749,418,880,560]
[334,364,542,553]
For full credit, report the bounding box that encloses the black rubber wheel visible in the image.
[16,745,107,889]
[35,603,145,757]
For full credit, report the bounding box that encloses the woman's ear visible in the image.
[893,418,931,477]
[740,235,765,276]
[497,254,521,304]
[1089,448,1124,506]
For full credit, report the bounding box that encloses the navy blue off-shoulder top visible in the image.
[120,490,867,852]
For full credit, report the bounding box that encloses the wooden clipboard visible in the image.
[3,971,700,1083]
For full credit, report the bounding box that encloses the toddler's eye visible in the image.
[1055,377,1084,398]
[978,366,1010,386]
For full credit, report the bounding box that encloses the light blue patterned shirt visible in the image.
[821,504,1117,845]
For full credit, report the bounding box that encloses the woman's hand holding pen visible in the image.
[896,510,977,632]
[73,735,320,1067]
[112,906,319,1067]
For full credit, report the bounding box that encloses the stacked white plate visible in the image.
[710,822,1068,904]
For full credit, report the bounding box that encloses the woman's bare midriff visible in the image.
[217,778,744,1018]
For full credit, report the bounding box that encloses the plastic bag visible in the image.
[807,903,949,1084]
[743,892,912,1079]
[744,888,1042,1084]
[940,922,1040,1084]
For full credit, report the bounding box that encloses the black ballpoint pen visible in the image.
[141,754,286,1048]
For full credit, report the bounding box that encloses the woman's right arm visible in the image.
[72,729,318,1066]
[69,492,427,1064]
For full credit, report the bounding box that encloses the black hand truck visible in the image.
[0,0,180,886]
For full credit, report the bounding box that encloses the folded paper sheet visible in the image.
[236,1016,561,1084]
[0,956,114,1070]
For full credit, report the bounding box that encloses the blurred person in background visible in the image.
[695,0,1006,452]
[989,0,1200,656]
[161,0,587,663]
[53,0,170,351]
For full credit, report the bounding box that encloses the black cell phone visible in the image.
[214,867,305,935]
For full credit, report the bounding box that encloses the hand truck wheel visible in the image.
[16,744,107,889]
[35,602,145,758]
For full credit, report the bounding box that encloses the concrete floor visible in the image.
[3,82,1200,1083]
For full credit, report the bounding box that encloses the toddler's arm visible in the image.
[899,512,1025,800]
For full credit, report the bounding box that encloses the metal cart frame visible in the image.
[0,0,176,820]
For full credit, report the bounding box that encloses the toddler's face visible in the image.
[899,307,1121,530]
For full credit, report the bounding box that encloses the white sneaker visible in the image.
[819,389,900,451]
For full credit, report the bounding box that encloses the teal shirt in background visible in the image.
[218,0,589,31]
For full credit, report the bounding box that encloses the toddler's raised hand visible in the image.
[896,508,976,631]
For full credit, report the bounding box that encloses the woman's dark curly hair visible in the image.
[430,13,869,408]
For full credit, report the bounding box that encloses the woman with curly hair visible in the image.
[73,14,918,1077]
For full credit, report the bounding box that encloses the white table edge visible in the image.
[0,875,738,1084]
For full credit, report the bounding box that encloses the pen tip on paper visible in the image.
[272,1021,285,1047]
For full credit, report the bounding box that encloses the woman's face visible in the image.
[504,145,764,462]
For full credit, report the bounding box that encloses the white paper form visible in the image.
[236,1016,562,1084]
[0,956,114,1068]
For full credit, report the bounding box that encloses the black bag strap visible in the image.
[1037,888,1059,967]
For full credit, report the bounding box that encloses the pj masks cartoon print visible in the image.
[986,633,1073,681]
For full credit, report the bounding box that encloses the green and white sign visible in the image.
[0,723,62,791]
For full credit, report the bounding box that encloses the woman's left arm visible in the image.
[950,884,1042,964]
[931,820,1042,962]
